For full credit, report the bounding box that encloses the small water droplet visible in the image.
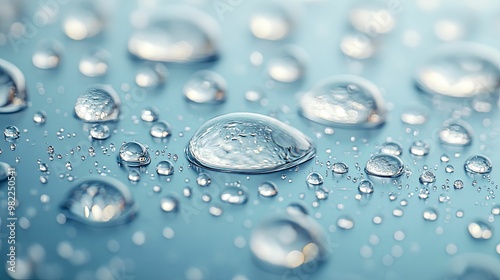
[33,111,47,124]
[184,71,226,104]
[337,217,355,230]
[453,179,464,190]
[400,108,427,125]
[315,187,329,200]
[79,49,109,77]
[349,5,395,35]
[4,125,20,141]
[74,85,120,122]
[358,179,374,194]
[468,221,493,240]
[32,39,63,69]
[160,195,179,212]
[331,162,349,174]
[365,154,404,178]
[267,45,306,83]
[63,3,104,40]
[419,170,436,185]
[380,141,403,156]
[89,124,111,140]
[220,187,248,205]
[409,140,430,156]
[140,107,159,122]
[423,208,438,221]
[128,170,141,182]
[135,63,168,88]
[150,121,172,138]
[156,160,174,176]
[340,34,376,60]
[306,172,324,186]
[250,4,293,41]
[196,172,211,187]
[258,181,278,197]
[118,141,151,167]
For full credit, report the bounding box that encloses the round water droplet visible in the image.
[453,179,464,190]
[415,43,500,98]
[0,59,27,114]
[358,179,374,194]
[156,160,174,176]
[337,217,355,230]
[365,154,404,178]
[419,170,436,185]
[32,39,63,69]
[250,214,329,269]
[89,124,111,140]
[4,125,20,141]
[409,140,430,156]
[299,75,386,128]
[332,162,349,174]
[306,172,323,186]
[186,113,316,174]
[60,177,137,226]
[33,111,47,124]
[128,170,141,182]
[418,187,430,199]
[250,3,293,41]
[340,34,376,60]
[63,3,104,40]
[74,85,120,122]
[380,141,403,156]
[79,49,109,77]
[0,162,11,181]
[128,7,219,63]
[135,63,168,88]
[258,181,278,197]
[118,141,151,167]
[349,4,395,35]
[423,208,438,221]
[183,71,226,104]
[267,45,306,83]
[160,195,179,212]
[464,155,492,174]
[150,121,172,138]
[468,221,493,240]
[439,121,472,146]
[400,109,427,125]
[315,187,329,200]
[140,107,159,122]
[220,187,248,205]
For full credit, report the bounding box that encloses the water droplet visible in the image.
[349,5,395,35]
[418,188,430,199]
[4,125,20,141]
[250,4,293,41]
[267,45,306,83]
[32,39,62,69]
[183,71,226,104]
[33,111,47,124]
[445,165,455,173]
[156,160,174,176]
[415,43,500,98]
[491,206,500,215]
[150,121,172,138]
[128,170,141,182]
[160,195,179,212]
[440,154,450,162]
[340,34,376,60]
[468,221,493,240]
[140,107,159,122]
[118,141,151,167]
[220,187,249,205]
[258,181,278,197]
[380,141,403,156]
[358,179,374,194]
[423,208,438,221]
[209,205,223,217]
[60,177,137,226]
[306,172,324,186]
[400,108,427,125]
[63,3,104,40]
[419,171,436,185]
[315,187,329,200]
[0,59,27,114]
[79,49,109,77]
[250,214,328,269]
[299,75,386,128]
[464,155,492,174]
[439,121,472,146]
[337,217,355,230]
[186,113,315,174]
[196,172,211,187]
[74,85,120,122]
[365,154,404,178]
[0,162,11,181]
[89,124,111,140]
[409,140,430,156]
[331,162,349,174]
[135,63,168,88]
[453,179,464,189]
[128,7,219,63]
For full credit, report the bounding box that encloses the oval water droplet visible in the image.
[195,172,211,187]
[79,49,109,77]
[0,59,27,114]
[4,125,20,141]
[117,141,151,167]
[74,85,120,122]
[464,155,492,174]
[340,34,376,60]
[128,170,141,182]
[60,177,137,226]
[267,45,306,83]
[332,162,349,174]
[419,170,436,185]
[409,140,430,156]
[63,3,104,40]
[365,154,404,178]
[156,160,174,176]
[380,141,403,156]
[299,75,386,128]
[160,195,179,212]
[33,111,47,125]
[140,107,159,122]
[400,108,427,125]
[250,214,329,270]
[258,181,278,197]
[89,123,111,140]
[439,121,472,146]
[358,179,374,194]
[135,63,168,89]
[306,172,324,186]
[32,39,63,69]
[453,179,464,190]
[183,71,226,104]
[349,4,395,35]
[423,208,438,221]
[128,7,219,63]
[186,112,315,174]
[150,121,172,138]
[415,43,500,98]
[220,187,248,205]
[250,3,293,41]
[468,221,493,240]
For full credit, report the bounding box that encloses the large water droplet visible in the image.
[118,141,151,167]
[186,113,315,174]
[250,214,329,270]
[468,221,493,240]
[79,49,109,77]
[249,3,293,41]
[267,45,306,83]
[365,154,404,178]
[258,181,278,197]
[183,71,226,104]
[63,3,104,40]
[128,7,219,63]
[415,43,500,98]
[439,121,472,146]
[299,75,386,128]
[464,155,492,174]
[0,59,27,114]
[60,177,137,226]
[32,39,63,69]
[74,85,120,122]
[220,187,249,205]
